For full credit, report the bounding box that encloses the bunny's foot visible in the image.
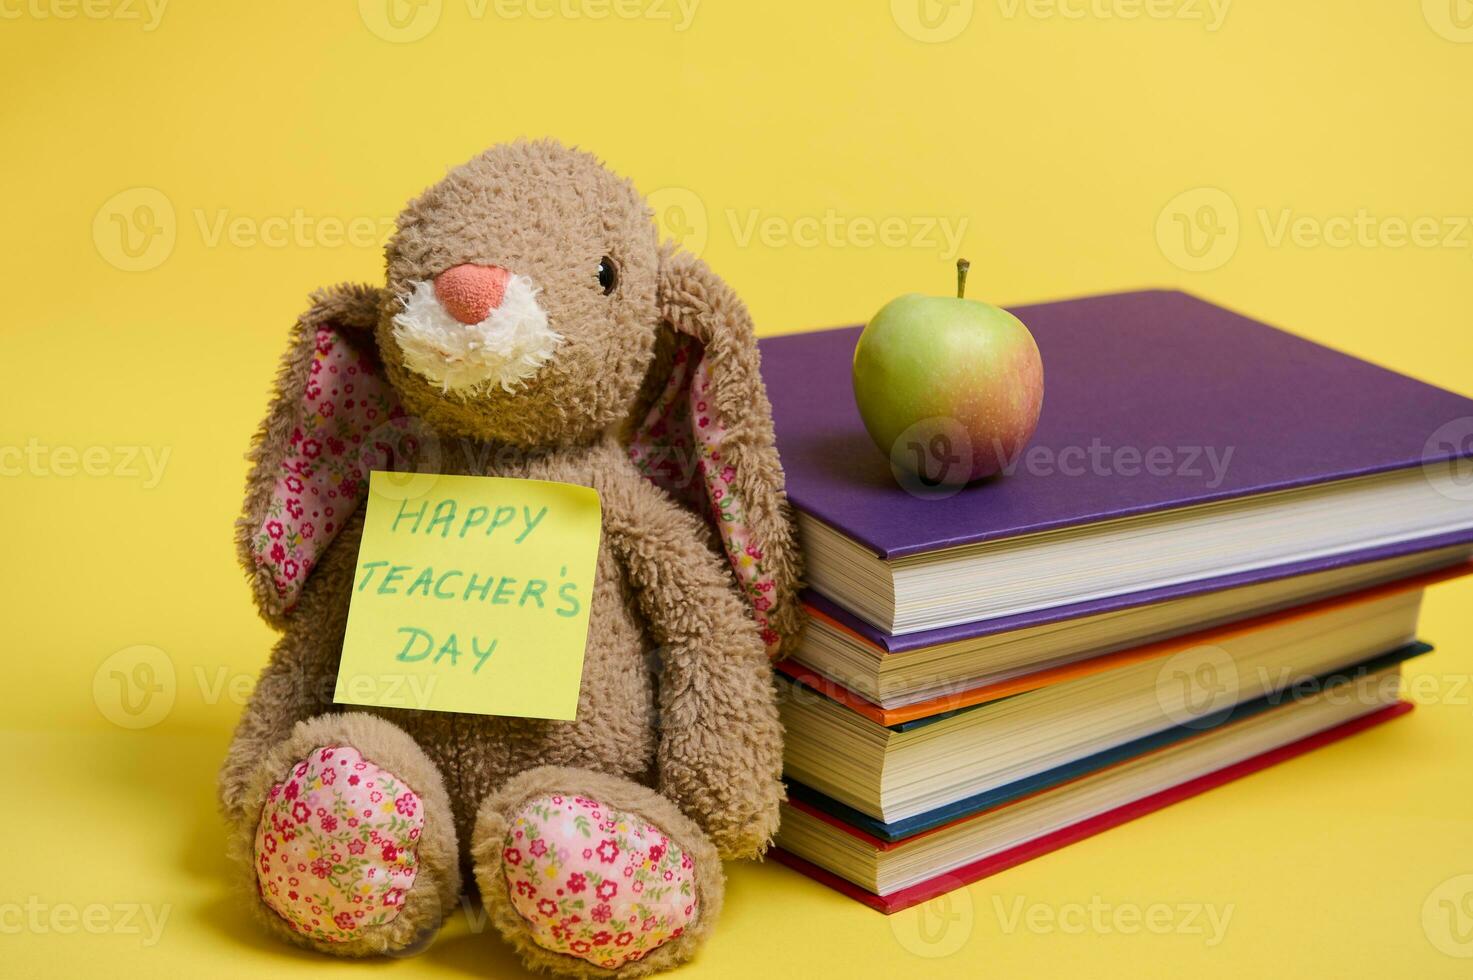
[224,712,461,956]
[471,766,724,978]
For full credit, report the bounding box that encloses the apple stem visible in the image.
[956,258,970,299]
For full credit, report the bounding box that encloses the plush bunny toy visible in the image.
[220,140,803,977]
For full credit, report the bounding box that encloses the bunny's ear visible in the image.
[628,248,805,658]
[237,284,409,625]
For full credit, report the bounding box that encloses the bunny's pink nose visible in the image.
[433,264,511,324]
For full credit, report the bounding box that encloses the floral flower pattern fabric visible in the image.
[254,745,424,943]
[502,794,698,969]
[249,326,408,612]
[628,333,781,655]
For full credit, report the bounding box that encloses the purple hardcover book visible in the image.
[758,290,1473,647]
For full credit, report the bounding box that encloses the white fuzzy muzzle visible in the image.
[391,275,562,393]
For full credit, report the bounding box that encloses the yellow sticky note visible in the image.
[334,471,601,720]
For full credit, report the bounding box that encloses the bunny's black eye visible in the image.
[597,255,619,295]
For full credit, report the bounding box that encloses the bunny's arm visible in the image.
[598,457,785,860]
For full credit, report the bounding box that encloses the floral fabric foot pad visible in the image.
[503,794,699,969]
[254,745,425,943]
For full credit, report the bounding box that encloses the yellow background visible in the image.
[2,1,1471,976]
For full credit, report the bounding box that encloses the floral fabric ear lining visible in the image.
[628,334,783,656]
[249,327,407,611]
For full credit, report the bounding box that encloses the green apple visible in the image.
[853,260,1044,486]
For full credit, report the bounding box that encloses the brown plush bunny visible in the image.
[219,139,804,977]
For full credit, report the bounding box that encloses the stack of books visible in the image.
[757,290,1473,912]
